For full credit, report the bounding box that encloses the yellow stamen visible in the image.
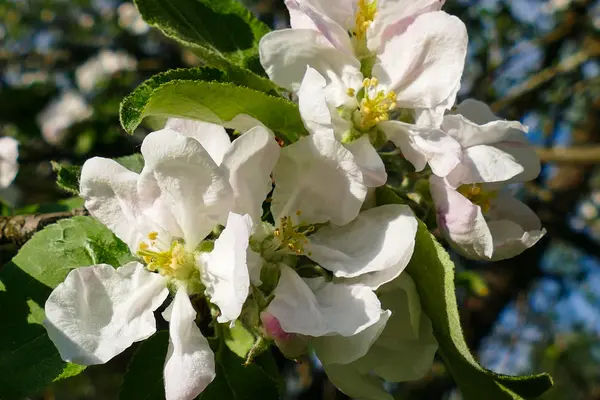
[346,88,356,97]
[274,214,315,255]
[137,233,195,279]
[358,78,397,130]
[353,0,377,41]
[457,184,498,213]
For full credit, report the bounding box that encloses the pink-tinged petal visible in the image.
[259,29,362,95]
[163,288,215,400]
[80,157,145,252]
[285,0,354,55]
[372,11,467,110]
[260,312,309,359]
[429,176,494,259]
[381,120,462,177]
[44,263,168,365]
[368,0,446,52]
[0,136,18,188]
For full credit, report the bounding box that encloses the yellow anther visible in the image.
[273,213,315,256]
[137,237,195,279]
[347,88,356,97]
[457,184,498,213]
[357,80,398,130]
[148,231,159,241]
[353,0,377,41]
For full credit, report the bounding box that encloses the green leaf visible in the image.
[133,0,269,73]
[119,331,169,400]
[0,216,135,399]
[376,186,553,400]
[52,154,145,195]
[120,69,307,143]
[223,322,256,359]
[199,344,282,400]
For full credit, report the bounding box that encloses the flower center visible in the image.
[137,232,196,280]
[274,212,314,256]
[457,184,498,213]
[356,77,397,130]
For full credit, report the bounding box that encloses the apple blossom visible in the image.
[429,100,546,261]
[259,1,468,180]
[0,136,18,188]
[44,124,279,400]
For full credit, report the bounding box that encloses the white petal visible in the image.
[485,194,546,261]
[139,129,233,250]
[44,262,168,365]
[313,310,391,365]
[0,136,18,188]
[305,278,382,336]
[80,157,144,252]
[271,134,367,226]
[446,145,526,186]
[454,98,500,126]
[163,288,216,400]
[165,118,231,165]
[221,126,280,223]
[344,136,388,187]
[201,212,252,323]
[308,204,416,288]
[267,266,382,337]
[380,121,462,177]
[285,0,354,54]
[441,113,528,148]
[373,12,467,110]
[266,265,327,336]
[259,29,362,95]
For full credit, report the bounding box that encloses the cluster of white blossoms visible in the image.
[0,136,19,189]
[43,1,546,399]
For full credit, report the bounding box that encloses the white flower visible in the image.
[0,136,18,188]
[258,204,418,363]
[318,274,438,400]
[44,125,278,400]
[429,100,546,260]
[259,1,468,179]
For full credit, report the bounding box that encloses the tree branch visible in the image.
[0,208,88,247]
[536,146,600,164]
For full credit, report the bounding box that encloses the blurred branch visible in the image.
[0,208,87,247]
[536,146,600,164]
[491,38,600,111]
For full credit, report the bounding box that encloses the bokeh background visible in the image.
[0,0,599,399]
